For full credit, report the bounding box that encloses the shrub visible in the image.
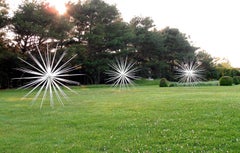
[159,78,169,87]
[219,76,233,86]
[134,79,160,86]
[169,83,175,87]
[233,76,240,85]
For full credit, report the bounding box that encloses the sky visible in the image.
[6,0,240,67]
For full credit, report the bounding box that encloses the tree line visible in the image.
[0,0,239,88]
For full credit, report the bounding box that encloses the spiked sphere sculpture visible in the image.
[106,57,139,89]
[15,45,81,108]
[175,61,205,85]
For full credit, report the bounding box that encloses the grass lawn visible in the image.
[1,85,240,152]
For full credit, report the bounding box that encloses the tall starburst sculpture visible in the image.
[175,61,205,86]
[15,45,81,108]
[105,57,139,89]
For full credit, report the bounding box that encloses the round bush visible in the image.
[233,76,240,85]
[219,76,233,86]
[159,78,169,87]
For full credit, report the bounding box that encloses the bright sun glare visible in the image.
[47,0,67,15]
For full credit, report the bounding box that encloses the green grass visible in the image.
[1,85,240,152]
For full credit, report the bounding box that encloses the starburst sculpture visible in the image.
[105,57,139,89]
[15,45,81,108]
[175,61,205,86]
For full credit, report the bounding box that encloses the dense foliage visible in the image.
[0,0,239,88]
[159,78,169,87]
[219,76,233,86]
[233,76,240,85]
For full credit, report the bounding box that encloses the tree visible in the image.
[49,15,73,48]
[66,1,84,43]
[212,57,240,79]
[68,0,123,84]
[161,27,197,61]
[196,50,216,80]
[0,42,21,88]
[214,57,232,69]
[0,0,9,44]
[105,21,134,52]
[130,17,165,78]
[11,1,56,52]
[0,0,8,28]
[160,27,197,80]
[11,1,72,52]
[67,0,120,43]
[130,16,156,30]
